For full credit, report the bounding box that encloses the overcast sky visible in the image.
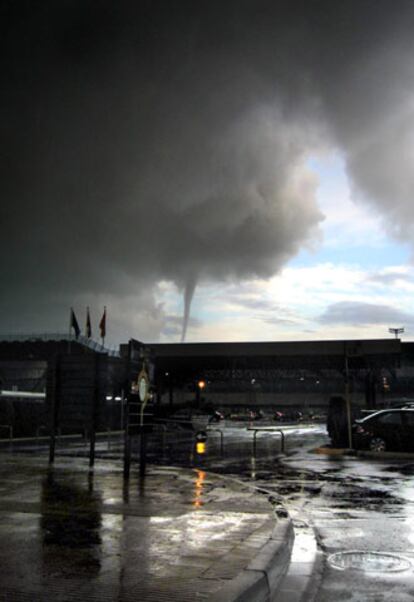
[2,0,414,347]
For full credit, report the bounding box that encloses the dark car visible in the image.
[208,410,224,423]
[352,408,414,452]
[273,410,302,423]
[248,409,265,421]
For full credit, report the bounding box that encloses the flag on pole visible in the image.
[70,308,80,338]
[86,307,92,338]
[99,307,106,340]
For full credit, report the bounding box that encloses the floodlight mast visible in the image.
[388,327,404,339]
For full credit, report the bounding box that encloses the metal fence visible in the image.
[0,333,120,357]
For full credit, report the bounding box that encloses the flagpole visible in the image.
[99,306,106,348]
[102,306,106,347]
[68,308,72,355]
[69,307,81,350]
[86,306,91,340]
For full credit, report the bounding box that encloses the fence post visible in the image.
[123,402,131,479]
[89,355,101,468]
[49,355,61,464]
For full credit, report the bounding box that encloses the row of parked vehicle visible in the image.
[225,409,305,422]
[327,396,414,452]
[171,406,312,425]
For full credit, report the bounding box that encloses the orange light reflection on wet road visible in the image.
[193,469,206,508]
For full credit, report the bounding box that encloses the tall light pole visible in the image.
[196,379,206,408]
[388,327,404,339]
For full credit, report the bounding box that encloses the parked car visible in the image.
[248,409,265,421]
[273,410,302,423]
[352,408,414,452]
[208,410,224,423]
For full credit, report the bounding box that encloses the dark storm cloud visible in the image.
[319,301,414,328]
[2,1,414,341]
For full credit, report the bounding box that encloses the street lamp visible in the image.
[388,327,404,339]
[196,379,206,408]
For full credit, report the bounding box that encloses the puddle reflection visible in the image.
[40,471,102,576]
[250,456,256,479]
[193,469,206,507]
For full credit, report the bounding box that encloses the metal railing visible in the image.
[0,333,120,357]
[247,426,286,453]
[154,418,226,454]
[36,425,61,444]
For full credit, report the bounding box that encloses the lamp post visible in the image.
[345,352,352,449]
[388,327,404,339]
[196,379,206,408]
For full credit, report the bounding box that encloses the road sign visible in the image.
[138,368,150,404]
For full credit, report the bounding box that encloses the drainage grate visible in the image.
[328,551,412,573]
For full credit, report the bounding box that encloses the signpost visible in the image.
[123,359,152,480]
[138,368,150,424]
[138,366,150,477]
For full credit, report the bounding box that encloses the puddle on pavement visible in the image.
[328,551,412,573]
[385,463,414,476]
[41,474,101,544]
[329,486,394,500]
[64,428,409,517]
[324,484,403,512]
[226,461,406,513]
[40,472,102,576]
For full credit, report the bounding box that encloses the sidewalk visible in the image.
[0,451,295,602]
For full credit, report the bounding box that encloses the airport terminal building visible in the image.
[0,334,412,436]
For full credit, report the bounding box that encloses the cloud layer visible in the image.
[2,1,414,342]
[319,301,414,328]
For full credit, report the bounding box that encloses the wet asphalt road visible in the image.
[143,421,414,601]
[281,441,414,601]
[15,421,414,600]
[194,421,414,602]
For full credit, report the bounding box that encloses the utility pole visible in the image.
[344,351,353,449]
[388,327,404,339]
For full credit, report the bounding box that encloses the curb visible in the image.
[311,446,351,456]
[210,518,294,602]
[356,449,414,459]
[272,522,324,602]
[314,446,414,460]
